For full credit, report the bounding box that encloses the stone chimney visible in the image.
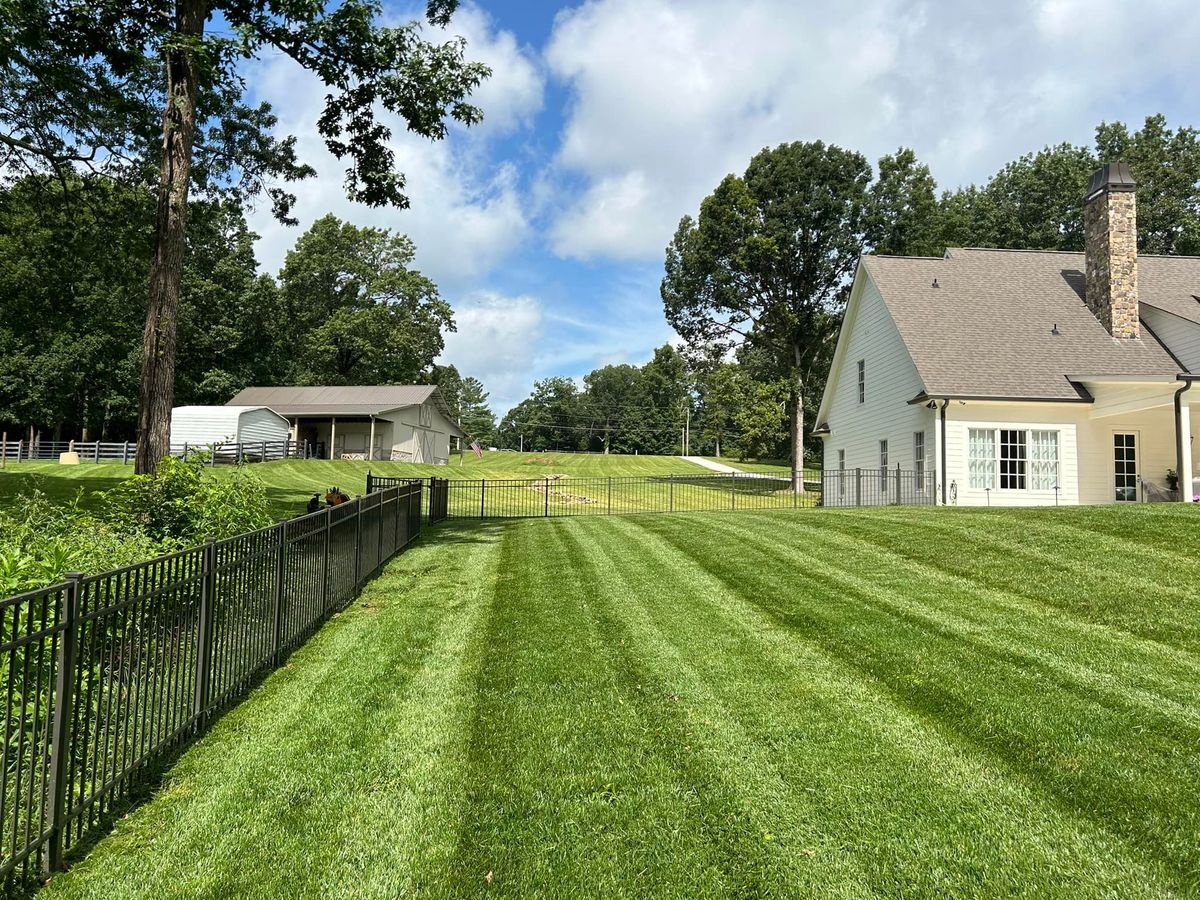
[1083,162,1139,339]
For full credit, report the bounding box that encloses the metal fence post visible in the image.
[544,477,549,516]
[353,499,363,587]
[730,471,736,510]
[668,475,674,512]
[376,495,384,569]
[45,572,82,873]
[855,468,862,506]
[320,509,331,608]
[194,541,216,723]
[480,479,486,519]
[271,523,286,665]
[609,476,613,514]
[366,470,374,494]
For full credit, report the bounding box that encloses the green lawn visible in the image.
[700,457,824,479]
[0,452,710,518]
[43,505,1200,898]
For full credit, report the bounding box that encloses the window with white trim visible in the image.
[999,429,1027,490]
[879,439,888,487]
[913,431,925,490]
[969,428,1060,492]
[857,360,865,404]
[1029,430,1059,491]
[968,428,996,490]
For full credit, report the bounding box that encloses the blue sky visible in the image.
[244,0,1200,413]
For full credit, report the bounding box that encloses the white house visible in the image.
[225,385,466,464]
[170,405,290,447]
[817,162,1200,506]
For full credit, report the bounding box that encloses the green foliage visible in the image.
[0,491,160,594]
[0,1,488,218]
[458,377,495,444]
[280,214,453,385]
[930,114,1200,255]
[663,140,873,479]
[430,364,465,417]
[499,345,691,455]
[100,454,273,548]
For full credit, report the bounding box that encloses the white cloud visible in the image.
[542,0,1200,262]
[244,4,543,286]
[439,291,544,411]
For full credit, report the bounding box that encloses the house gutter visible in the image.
[1174,375,1200,501]
[939,399,949,505]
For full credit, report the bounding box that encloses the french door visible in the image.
[1113,432,1138,502]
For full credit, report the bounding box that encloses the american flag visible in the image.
[469,440,484,458]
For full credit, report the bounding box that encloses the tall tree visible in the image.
[867,148,941,256]
[663,141,872,490]
[278,214,453,386]
[1,0,488,472]
[430,364,465,417]
[458,377,495,444]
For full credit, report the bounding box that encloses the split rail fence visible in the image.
[0,481,422,885]
[0,439,320,465]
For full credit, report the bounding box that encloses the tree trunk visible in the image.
[791,342,805,494]
[135,0,206,475]
[715,435,720,458]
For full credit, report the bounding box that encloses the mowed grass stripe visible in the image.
[768,512,1200,714]
[445,518,764,898]
[568,516,1169,897]
[638,512,1197,891]
[831,506,1200,649]
[44,530,504,899]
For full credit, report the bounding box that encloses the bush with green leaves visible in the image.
[100,453,274,548]
[0,491,161,595]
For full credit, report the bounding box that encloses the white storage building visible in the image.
[170,406,290,448]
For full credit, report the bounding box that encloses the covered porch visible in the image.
[1076,374,1200,503]
[288,415,393,461]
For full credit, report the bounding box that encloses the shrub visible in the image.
[100,453,274,548]
[0,491,161,595]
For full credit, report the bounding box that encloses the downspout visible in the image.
[1174,375,1198,501]
[939,399,949,505]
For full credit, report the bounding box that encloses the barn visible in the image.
[225,385,465,464]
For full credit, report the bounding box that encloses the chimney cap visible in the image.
[1084,161,1136,203]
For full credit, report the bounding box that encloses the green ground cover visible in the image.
[0,452,711,518]
[43,504,1200,898]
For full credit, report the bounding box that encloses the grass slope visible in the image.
[44,505,1200,898]
[0,452,710,518]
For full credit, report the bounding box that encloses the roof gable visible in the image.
[226,385,448,418]
[860,248,1190,400]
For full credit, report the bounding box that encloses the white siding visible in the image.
[1143,306,1200,373]
[821,271,933,481]
[235,408,290,444]
[943,394,1187,506]
[386,401,461,464]
[170,406,288,446]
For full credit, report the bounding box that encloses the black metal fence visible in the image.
[820,467,936,507]
[368,471,824,518]
[0,439,320,464]
[0,481,422,884]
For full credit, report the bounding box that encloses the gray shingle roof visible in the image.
[226,385,440,418]
[862,248,1198,401]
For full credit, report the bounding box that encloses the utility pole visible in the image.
[519,433,524,453]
